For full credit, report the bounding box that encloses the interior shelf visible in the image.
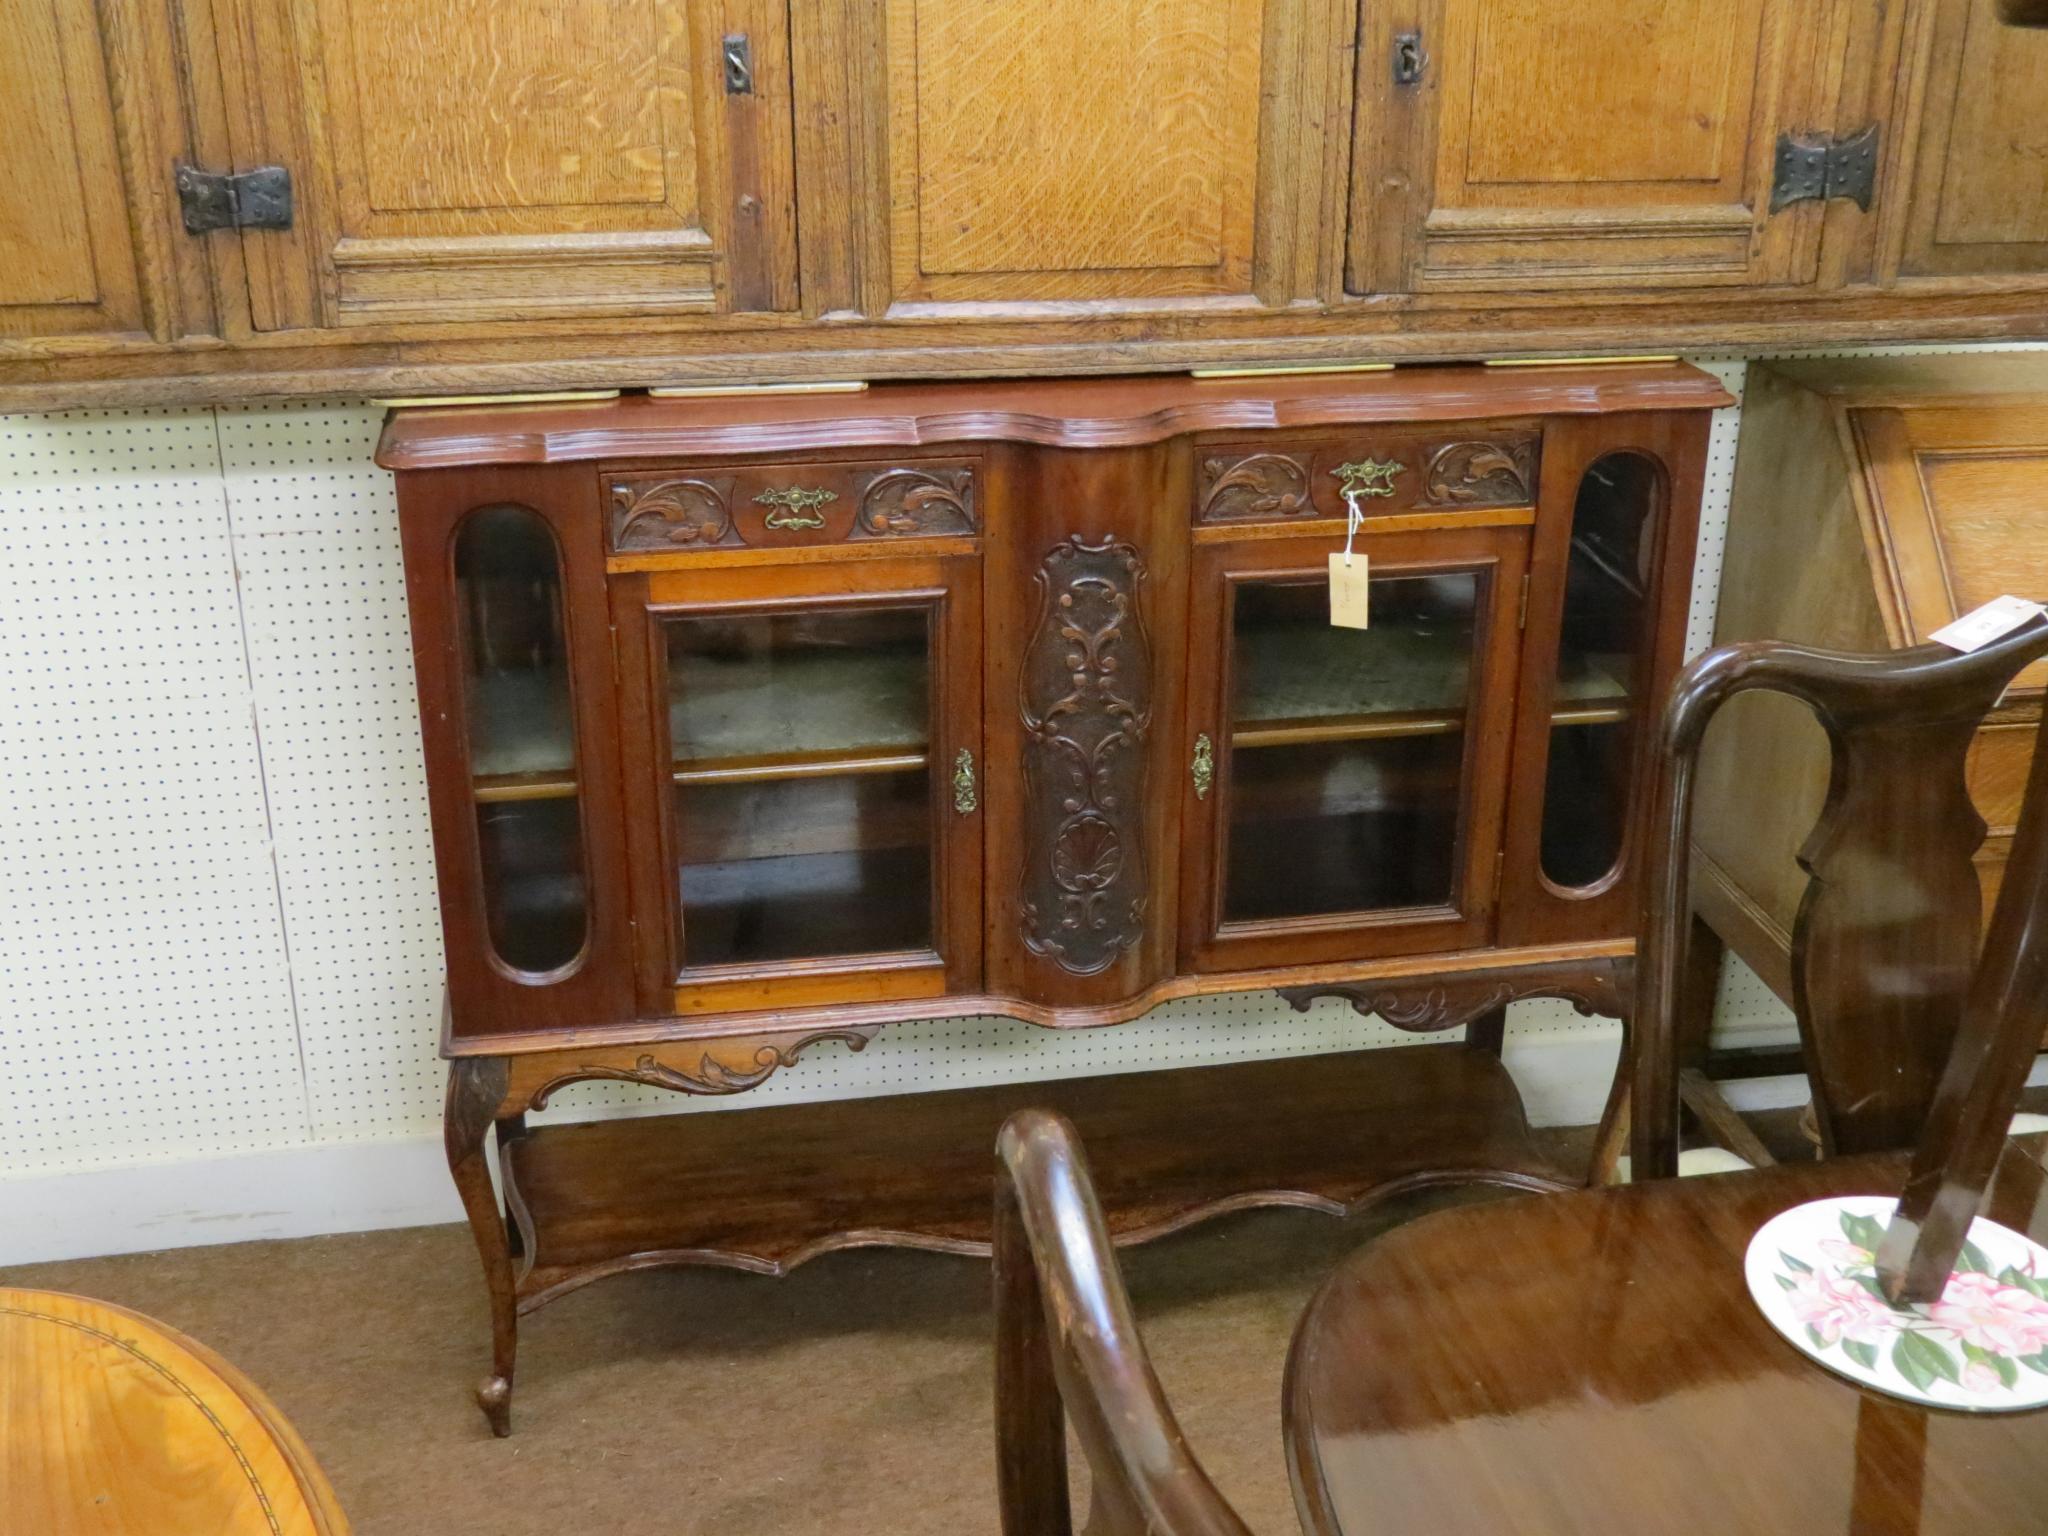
[1233,622,1629,748]
[468,650,932,802]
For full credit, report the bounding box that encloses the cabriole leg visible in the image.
[445,1056,517,1436]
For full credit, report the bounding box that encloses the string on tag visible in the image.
[1341,488,1364,565]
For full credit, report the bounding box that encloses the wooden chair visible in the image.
[995,1106,1252,1536]
[1624,620,2048,1200]
[995,619,2048,1535]
[1623,619,2048,1299]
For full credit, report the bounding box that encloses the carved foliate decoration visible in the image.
[1421,437,1541,507]
[610,476,739,550]
[1019,537,1153,976]
[1196,452,1312,522]
[529,1031,874,1108]
[1279,957,1631,1032]
[855,466,977,537]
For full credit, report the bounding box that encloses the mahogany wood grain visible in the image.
[1632,620,2048,1179]
[501,1046,1565,1300]
[1286,1137,2048,1536]
[375,366,1732,469]
[0,1289,349,1535]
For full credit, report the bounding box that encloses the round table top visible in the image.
[0,1288,349,1536]
[1284,1141,2048,1536]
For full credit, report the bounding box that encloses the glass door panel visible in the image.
[453,505,589,976]
[1183,525,1528,972]
[665,606,937,969]
[1539,452,1662,891]
[1224,575,1481,922]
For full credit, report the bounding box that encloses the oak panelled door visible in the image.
[619,554,984,1018]
[0,0,148,341]
[884,0,1287,304]
[1898,0,2048,278]
[1351,0,1829,293]
[207,0,798,329]
[1180,525,1529,971]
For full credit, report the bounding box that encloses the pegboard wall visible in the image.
[2,344,2041,1193]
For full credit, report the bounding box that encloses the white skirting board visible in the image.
[0,1022,1851,1269]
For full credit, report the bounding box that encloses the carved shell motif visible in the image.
[610,477,737,550]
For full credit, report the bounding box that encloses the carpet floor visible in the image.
[1,1172,1544,1536]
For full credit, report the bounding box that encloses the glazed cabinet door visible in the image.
[208,0,797,330]
[881,0,1331,307]
[1180,524,1530,972]
[1895,0,2048,279]
[618,552,984,1017]
[1350,0,1831,294]
[400,465,637,1039]
[1498,413,1707,947]
[0,0,150,343]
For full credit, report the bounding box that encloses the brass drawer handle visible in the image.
[1333,458,1403,499]
[1191,733,1214,800]
[753,485,838,529]
[953,748,977,814]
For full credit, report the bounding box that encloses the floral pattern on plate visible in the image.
[1745,1196,2048,1413]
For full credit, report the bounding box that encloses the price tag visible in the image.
[1330,489,1370,629]
[1929,594,2047,653]
[1329,552,1370,628]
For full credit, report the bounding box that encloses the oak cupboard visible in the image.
[378,362,1727,1431]
[2,0,2047,407]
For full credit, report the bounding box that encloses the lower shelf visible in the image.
[500,1043,1571,1311]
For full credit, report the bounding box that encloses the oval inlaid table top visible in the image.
[0,1288,348,1536]
[1286,1136,2048,1536]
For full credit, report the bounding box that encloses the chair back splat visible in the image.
[1632,618,2048,1186]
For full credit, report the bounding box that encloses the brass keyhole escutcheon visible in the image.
[953,748,977,814]
[1191,733,1215,800]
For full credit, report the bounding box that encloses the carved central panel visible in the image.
[1019,537,1153,975]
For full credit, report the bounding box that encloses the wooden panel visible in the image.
[0,0,146,340]
[1969,722,2037,837]
[1855,403,2048,692]
[1689,367,1892,963]
[1900,0,2048,277]
[213,0,797,328]
[1351,0,1825,292]
[886,0,1266,301]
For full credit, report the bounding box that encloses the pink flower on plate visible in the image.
[1819,1238,1873,1268]
[1927,1271,2048,1358]
[1787,1268,1897,1347]
[1963,1360,2006,1394]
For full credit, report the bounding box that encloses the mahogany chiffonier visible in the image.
[377,362,1730,1432]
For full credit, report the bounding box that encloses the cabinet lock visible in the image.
[1392,30,1426,86]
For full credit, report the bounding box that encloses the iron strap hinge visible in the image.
[175,164,294,234]
[1769,125,1880,214]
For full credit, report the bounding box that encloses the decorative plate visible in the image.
[1745,1196,2048,1412]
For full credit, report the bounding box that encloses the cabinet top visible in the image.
[375,364,1731,471]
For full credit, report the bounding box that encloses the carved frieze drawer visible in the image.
[608,457,979,553]
[1193,429,1541,524]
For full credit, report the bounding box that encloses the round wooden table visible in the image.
[1284,1139,2048,1536]
[0,1289,348,1536]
